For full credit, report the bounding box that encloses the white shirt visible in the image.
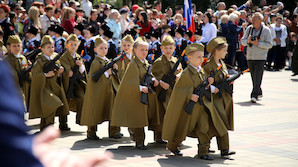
[72,53,86,74]
[126,53,132,60]
[200,23,217,44]
[80,0,92,18]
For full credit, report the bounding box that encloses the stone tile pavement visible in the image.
[26,69,298,167]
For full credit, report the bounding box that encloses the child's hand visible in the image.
[153,78,159,87]
[160,80,169,90]
[45,71,55,77]
[58,66,64,75]
[75,60,82,67]
[141,87,148,93]
[69,70,73,77]
[191,94,199,102]
[113,64,118,70]
[214,87,219,94]
[106,69,112,76]
[207,77,214,87]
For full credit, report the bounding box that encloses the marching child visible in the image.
[203,37,236,157]
[111,38,160,149]
[60,34,87,125]
[112,34,134,92]
[162,43,221,160]
[80,37,122,140]
[152,35,182,144]
[29,35,70,131]
[6,35,31,108]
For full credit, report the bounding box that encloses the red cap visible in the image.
[0,4,10,13]
[132,4,139,11]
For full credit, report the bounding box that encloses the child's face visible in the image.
[150,36,156,41]
[47,9,54,18]
[7,43,22,55]
[73,28,81,36]
[134,43,149,60]
[121,41,133,53]
[216,45,228,59]
[175,32,182,39]
[67,40,80,53]
[26,33,34,39]
[187,50,204,67]
[94,42,108,57]
[83,30,91,39]
[41,43,55,57]
[135,29,140,33]
[48,30,55,37]
[161,44,175,58]
[184,34,190,41]
[194,35,201,41]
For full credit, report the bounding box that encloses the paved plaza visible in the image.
[26,69,298,167]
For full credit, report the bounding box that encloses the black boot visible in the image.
[221,150,236,156]
[200,155,214,160]
[136,141,147,150]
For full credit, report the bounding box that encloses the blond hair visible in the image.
[220,14,229,24]
[28,6,41,28]
[61,7,75,21]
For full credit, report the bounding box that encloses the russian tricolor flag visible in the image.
[183,0,195,42]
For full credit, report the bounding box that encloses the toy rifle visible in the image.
[184,65,222,115]
[215,69,250,98]
[43,43,71,73]
[158,50,185,102]
[140,54,155,105]
[66,50,85,98]
[91,49,132,82]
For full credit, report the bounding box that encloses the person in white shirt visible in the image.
[39,5,54,35]
[199,12,217,56]
[80,0,93,18]
[267,16,288,71]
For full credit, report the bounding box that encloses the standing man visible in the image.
[241,12,273,103]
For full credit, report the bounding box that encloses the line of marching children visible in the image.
[3,27,236,160]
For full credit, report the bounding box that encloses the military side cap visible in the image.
[151,30,160,39]
[41,35,54,46]
[206,37,227,53]
[7,35,21,44]
[143,33,150,39]
[100,23,109,31]
[74,23,84,32]
[161,35,175,46]
[122,34,134,43]
[185,30,193,38]
[53,25,65,36]
[95,37,106,47]
[185,43,204,55]
[0,4,10,13]
[28,25,38,35]
[104,29,113,39]
[67,34,79,42]
[175,27,185,36]
[135,36,146,43]
[48,24,56,31]
[86,25,96,35]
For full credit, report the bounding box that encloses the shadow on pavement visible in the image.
[290,78,298,82]
[235,101,263,106]
[106,142,192,160]
[158,153,231,167]
[71,137,133,150]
